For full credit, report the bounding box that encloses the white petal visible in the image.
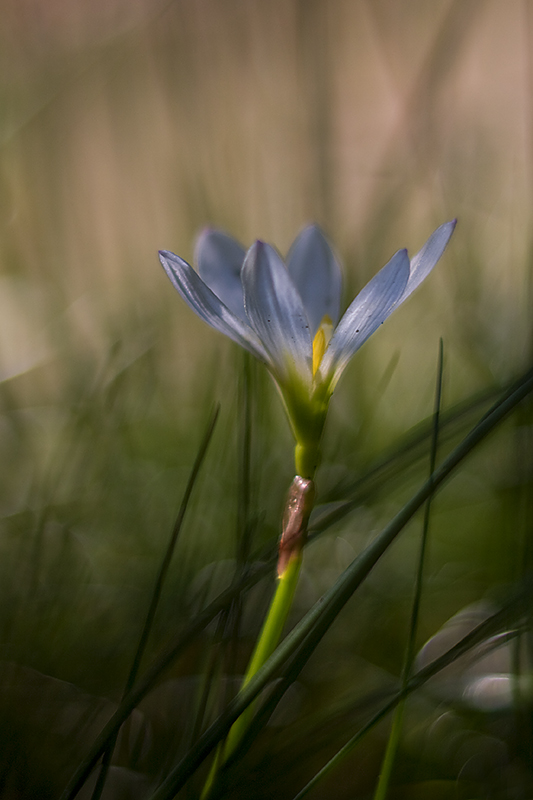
[241,241,313,384]
[195,229,247,321]
[159,250,268,362]
[287,225,342,334]
[402,220,456,301]
[319,249,410,386]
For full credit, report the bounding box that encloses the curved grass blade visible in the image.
[89,406,220,800]
[59,557,274,800]
[213,596,527,800]
[145,364,533,800]
[291,599,527,800]
[313,366,533,533]
[189,354,257,790]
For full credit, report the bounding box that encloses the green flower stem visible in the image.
[295,441,320,480]
[201,426,320,798]
[225,550,303,755]
[282,377,329,480]
[201,552,303,799]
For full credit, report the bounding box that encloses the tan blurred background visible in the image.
[1,0,531,402]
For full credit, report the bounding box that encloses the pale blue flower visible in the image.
[159,221,456,475]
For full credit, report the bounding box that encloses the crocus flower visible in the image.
[159,221,455,476]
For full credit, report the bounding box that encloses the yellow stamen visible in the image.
[312,315,333,376]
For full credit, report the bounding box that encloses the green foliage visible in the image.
[1,2,532,799]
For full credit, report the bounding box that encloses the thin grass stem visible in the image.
[291,610,525,800]
[84,406,219,800]
[373,339,444,800]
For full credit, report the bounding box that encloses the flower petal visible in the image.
[159,250,268,362]
[287,225,342,334]
[319,249,410,386]
[241,241,313,383]
[402,219,456,301]
[195,228,247,321]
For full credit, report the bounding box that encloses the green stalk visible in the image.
[224,551,302,755]
[202,444,317,798]
[201,553,303,799]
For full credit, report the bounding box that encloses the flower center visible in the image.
[312,315,333,376]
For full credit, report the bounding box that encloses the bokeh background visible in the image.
[0,1,532,798]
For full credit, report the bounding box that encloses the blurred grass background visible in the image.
[0,1,532,798]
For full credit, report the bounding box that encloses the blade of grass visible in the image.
[313,366,533,534]
[59,553,276,800]
[127,404,220,695]
[62,406,222,800]
[374,339,444,800]
[212,596,527,800]
[188,357,257,796]
[155,591,528,800]
[145,363,533,800]
[90,405,220,800]
[291,601,527,800]
[200,552,304,800]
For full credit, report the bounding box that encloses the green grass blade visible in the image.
[311,366,533,534]
[89,405,220,800]
[145,364,533,800]
[292,600,527,800]
[373,339,444,800]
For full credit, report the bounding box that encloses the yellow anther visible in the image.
[312,315,333,376]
